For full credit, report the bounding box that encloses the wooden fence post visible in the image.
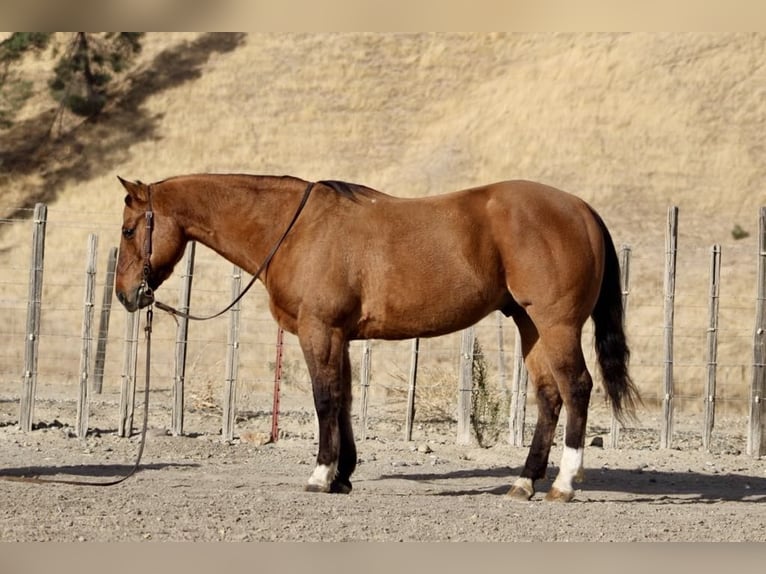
[457,327,475,445]
[93,246,117,394]
[496,311,508,399]
[749,207,766,457]
[703,244,722,451]
[172,241,195,436]
[76,234,98,438]
[271,327,284,442]
[118,311,140,437]
[222,265,242,443]
[404,338,420,441]
[610,244,632,448]
[661,206,678,449]
[359,340,372,440]
[19,203,47,432]
[509,326,528,447]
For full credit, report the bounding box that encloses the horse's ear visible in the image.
[117,176,149,203]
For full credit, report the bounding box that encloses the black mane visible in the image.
[318,179,377,201]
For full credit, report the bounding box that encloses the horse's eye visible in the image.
[122,227,135,239]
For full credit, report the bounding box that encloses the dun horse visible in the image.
[115,174,639,502]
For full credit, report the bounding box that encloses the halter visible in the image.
[140,186,155,303]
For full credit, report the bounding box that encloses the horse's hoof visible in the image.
[508,477,534,501]
[544,487,575,502]
[330,479,352,494]
[304,483,330,493]
[507,485,534,501]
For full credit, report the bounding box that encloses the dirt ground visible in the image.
[1,387,764,542]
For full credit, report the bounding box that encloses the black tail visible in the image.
[590,209,641,423]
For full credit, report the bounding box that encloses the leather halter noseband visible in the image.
[144,180,315,321]
[140,190,155,302]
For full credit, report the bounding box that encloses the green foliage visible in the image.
[0,33,51,65]
[470,337,506,447]
[0,32,143,128]
[0,33,52,127]
[49,33,144,118]
[0,78,32,128]
[731,224,749,240]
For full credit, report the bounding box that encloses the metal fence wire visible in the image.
[0,202,764,456]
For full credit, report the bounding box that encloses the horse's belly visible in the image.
[353,289,502,341]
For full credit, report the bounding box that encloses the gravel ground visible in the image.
[0,391,764,542]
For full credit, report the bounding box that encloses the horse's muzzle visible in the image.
[116,284,155,312]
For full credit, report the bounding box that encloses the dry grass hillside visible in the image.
[2,33,765,423]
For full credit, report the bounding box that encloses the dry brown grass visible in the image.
[1,33,765,417]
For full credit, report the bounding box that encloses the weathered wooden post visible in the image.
[172,241,195,436]
[660,206,678,449]
[703,244,721,451]
[270,327,284,442]
[93,246,118,394]
[118,311,140,437]
[509,326,528,447]
[610,244,632,448]
[496,311,508,399]
[404,338,420,441]
[222,264,242,443]
[359,340,372,440]
[19,203,47,432]
[457,327,475,445]
[76,234,98,438]
[749,208,766,457]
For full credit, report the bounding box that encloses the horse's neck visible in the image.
[173,176,300,274]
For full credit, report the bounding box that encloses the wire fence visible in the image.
[0,202,764,455]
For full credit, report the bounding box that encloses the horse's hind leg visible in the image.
[539,325,593,502]
[507,312,593,502]
[508,315,563,501]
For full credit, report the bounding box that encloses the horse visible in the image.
[114,173,639,502]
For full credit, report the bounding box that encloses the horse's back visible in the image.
[324,179,604,339]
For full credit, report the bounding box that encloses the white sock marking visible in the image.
[307,462,338,490]
[551,446,584,493]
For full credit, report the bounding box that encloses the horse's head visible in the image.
[115,176,186,312]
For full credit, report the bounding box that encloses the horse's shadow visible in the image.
[374,466,521,496]
[375,466,766,503]
[579,467,766,503]
[0,462,198,480]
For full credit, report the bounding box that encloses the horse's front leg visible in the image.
[299,324,355,494]
[334,342,357,492]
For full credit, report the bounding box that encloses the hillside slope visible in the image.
[1,33,765,413]
[3,33,765,239]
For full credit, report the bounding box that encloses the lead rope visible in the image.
[0,305,153,486]
[1,181,313,487]
[154,180,315,321]
[0,204,157,486]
